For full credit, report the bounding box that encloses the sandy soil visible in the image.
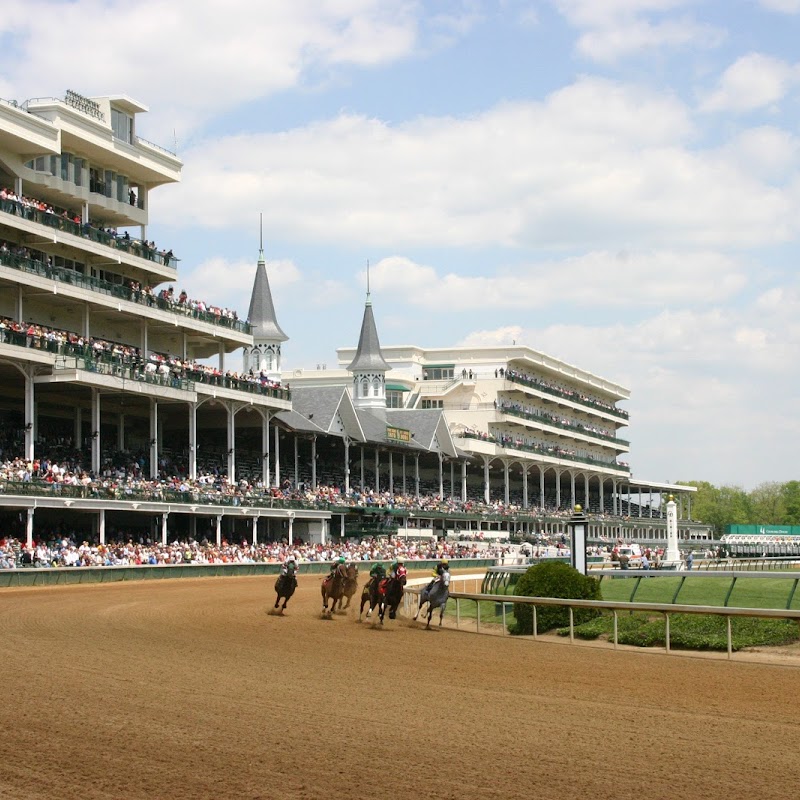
[1,571,800,800]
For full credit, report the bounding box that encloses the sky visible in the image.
[1,0,799,491]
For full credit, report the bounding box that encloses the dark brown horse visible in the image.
[378,569,407,624]
[359,575,382,622]
[335,564,359,611]
[272,572,297,614]
[321,562,348,618]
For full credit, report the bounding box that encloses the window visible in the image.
[73,158,83,187]
[111,108,133,144]
[422,366,454,381]
[421,399,444,409]
[386,391,404,408]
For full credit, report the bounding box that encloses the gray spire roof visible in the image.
[247,249,288,342]
[346,293,390,372]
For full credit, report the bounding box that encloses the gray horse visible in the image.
[414,570,450,629]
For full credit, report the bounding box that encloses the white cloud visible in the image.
[0,0,423,139]
[457,299,800,487]
[701,53,800,113]
[758,0,800,12]
[552,0,723,62]
[368,250,747,310]
[155,77,799,251]
[718,127,799,181]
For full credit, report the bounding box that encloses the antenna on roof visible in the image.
[260,212,263,251]
[366,259,370,297]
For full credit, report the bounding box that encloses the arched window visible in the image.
[361,377,369,397]
[372,376,381,396]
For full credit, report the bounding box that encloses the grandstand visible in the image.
[0,88,709,552]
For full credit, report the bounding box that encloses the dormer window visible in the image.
[111,107,133,144]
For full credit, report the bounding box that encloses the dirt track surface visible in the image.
[2,572,800,800]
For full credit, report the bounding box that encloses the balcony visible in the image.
[0,247,252,335]
[457,430,630,474]
[499,404,630,447]
[505,370,629,420]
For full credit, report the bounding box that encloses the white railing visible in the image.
[442,590,800,663]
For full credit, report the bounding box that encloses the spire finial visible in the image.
[260,213,263,251]
[366,259,371,304]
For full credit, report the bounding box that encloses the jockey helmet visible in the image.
[441,558,449,566]
[338,556,346,563]
[396,557,404,564]
[287,555,296,563]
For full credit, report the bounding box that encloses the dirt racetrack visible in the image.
[2,571,800,800]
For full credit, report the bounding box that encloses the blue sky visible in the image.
[2,0,800,490]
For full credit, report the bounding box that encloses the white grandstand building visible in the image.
[0,89,708,548]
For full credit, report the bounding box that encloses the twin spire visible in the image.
[246,214,288,343]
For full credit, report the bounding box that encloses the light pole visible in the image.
[569,504,588,575]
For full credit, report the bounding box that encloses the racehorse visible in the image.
[273,572,297,614]
[359,575,382,622]
[378,570,407,624]
[414,569,450,629]
[336,564,359,611]
[321,562,348,618]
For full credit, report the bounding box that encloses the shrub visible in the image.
[509,562,602,635]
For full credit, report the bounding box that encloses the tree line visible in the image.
[679,480,800,535]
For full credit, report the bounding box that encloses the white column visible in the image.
[389,452,394,494]
[149,399,158,480]
[98,509,106,545]
[556,470,561,509]
[599,479,605,514]
[483,457,490,504]
[612,479,618,515]
[461,461,467,503]
[569,472,576,510]
[82,303,90,338]
[263,414,271,487]
[503,461,510,506]
[360,447,365,489]
[161,513,168,545]
[226,404,236,482]
[402,453,407,495]
[539,467,545,511]
[343,439,350,494]
[91,388,100,474]
[26,507,34,547]
[450,460,455,500]
[140,319,148,356]
[522,467,528,509]
[584,474,590,510]
[188,402,197,480]
[288,513,295,546]
[252,516,258,546]
[414,453,420,499]
[438,453,444,499]
[375,448,380,492]
[311,435,317,489]
[74,407,82,449]
[215,515,222,547]
[665,496,681,562]
[274,424,281,486]
[218,343,225,373]
[23,370,35,462]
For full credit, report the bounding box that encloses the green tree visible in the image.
[749,482,787,523]
[781,481,800,524]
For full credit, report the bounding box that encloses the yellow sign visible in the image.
[386,426,411,443]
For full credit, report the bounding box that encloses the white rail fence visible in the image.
[404,581,800,662]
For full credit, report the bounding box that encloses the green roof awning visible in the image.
[424,364,455,369]
[386,383,410,392]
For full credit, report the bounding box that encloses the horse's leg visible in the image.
[439,600,446,627]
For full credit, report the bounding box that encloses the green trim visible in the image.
[423,364,455,369]
[386,384,410,392]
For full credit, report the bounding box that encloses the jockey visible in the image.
[368,561,386,587]
[426,557,449,592]
[327,556,346,580]
[280,555,298,579]
[389,557,406,580]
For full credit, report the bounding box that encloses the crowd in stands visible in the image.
[0,186,174,266]
[0,535,507,570]
[0,237,243,332]
[497,399,615,440]
[0,316,284,395]
[503,367,628,418]
[459,427,626,470]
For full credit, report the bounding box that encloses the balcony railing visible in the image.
[0,327,291,402]
[505,371,629,420]
[0,248,252,335]
[499,405,630,447]
[457,431,630,473]
[0,196,177,268]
